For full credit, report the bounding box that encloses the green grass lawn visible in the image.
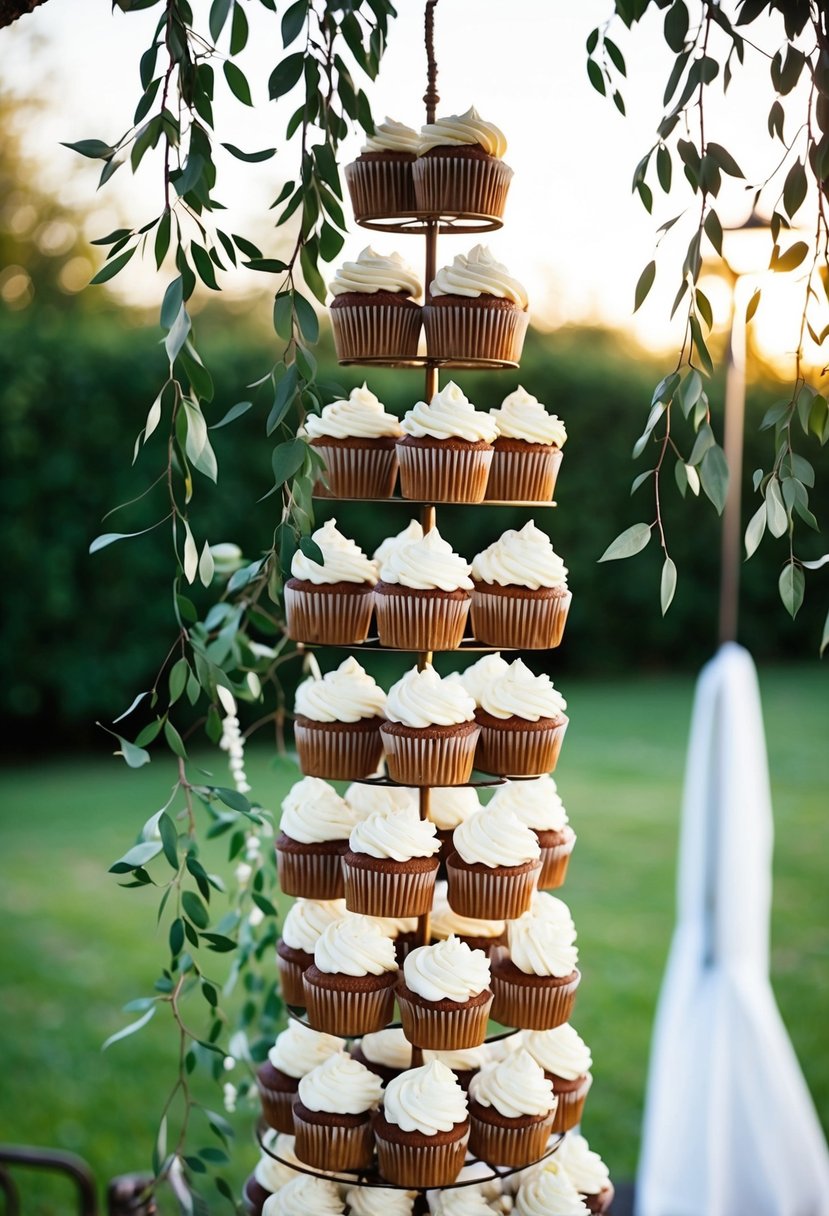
[1,665,826,1213]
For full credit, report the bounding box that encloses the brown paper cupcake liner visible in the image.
[423,303,529,364]
[469,1110,554,1167]
[551,1072,592,1132]
[484,446,563,502]
[342,857,438,918]
[242,1174,270,1216]
[256,1082,296,1135]
[412,155,514,219]
[276,953,309,1007]
[396,442,493,503]
[380,724,480,786]
[538,834,576,891]
[345,157,417,220]
[311,441,399,499]
[302,975,397,1037]
[375,1127,470,1188]
[470,588,572,650]
[294,720,384,781]
[330,303,422,362]
[490,967,581,1031]
[275,846,345,901]
[396,990,493,1050]
[375,588,471,651]
[293,1110,375,1171]
[445,857,540,921]
[475,717,569,776]
[285,585,375,646]
[585,1183,616,1214]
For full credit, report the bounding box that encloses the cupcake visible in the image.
[475,658,569,776]
[514,1160,591,1216]
[446,806,541,921]
[261,1175,345,1216]
[285,518,377,645]
[467,1049,556,1168]
[486,386,567,502]
[396,935,493,1049]
[490,901,580,1030]
[276,777,361,900]
[277,897,347,1006]
[345,117,420,220]
[448,652,509,707]
[373,519,423,566]
[343,805,441,917]
[294,658,386,780]
[345,780,418,818]
[430,881,506,955]
[352,1027,413,1086]
[305,384,403,500]
[346,1184,418,1216]
[424,245,529,365]
[414,106,512,219]
[520,1026,593,1132]
[380,663,480,786]
[556,1133,614,1213]
[293,1050,384,1171]
[397,381,497,503]
[429,1186,501,1215]
[375,525,473,651]
[256,1021,343,1134]
[243,1131,301,1215]
[470,522,572,650]
[423,1045,491,1093]
[303,913,399,1036]
[329,247,422,362]
[426,787,481,862]
[374,1060,470,1188]
[487,776,576,890]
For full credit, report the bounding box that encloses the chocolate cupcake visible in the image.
[424,245,529,365]
[426,788,481,865]
[396,381,497,503]
[303,912,399,1037]
[277,897,347,1006]
[520,1025,593,1132]
[374,525,473,651]
[470,522,572,651]
[352,1026,413,1086]
[515,1160,591,1216]
[396,935,493,1050]
[487,776,576,891]
[486,386,567,502]
[345,1184,418,1216]
[284,518,377,646]
[475,658,569,777]
[490,900,580,1030]
[556,1133,614,1214]
[375,1060,470,1188]
[306,383,403,500]
[468,1049,556,1168]
[345,117,420,220]
[414,106,513,219]
[446,805,541,922]
[343,806,441,917]
[293,657,386,781]
[423,1044,491,1094]
[261,1174,345,1215]
[430,880,505,955]
[243,1131,301,1215]
[380,663,480,787]
[293,1050,383,1171]
[328,247,422,362]
[275,777,361,900]
[256,1021,343,1134]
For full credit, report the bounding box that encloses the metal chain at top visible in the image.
[424,0,440,124]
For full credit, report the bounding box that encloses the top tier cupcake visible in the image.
[414,106,512,219]
[329,247,422,362]
[345,117,421,220]
[424,244,529,364]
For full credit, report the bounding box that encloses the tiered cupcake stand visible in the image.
[256,3,572,1208]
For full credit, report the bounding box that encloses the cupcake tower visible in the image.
[250,9,613,1214]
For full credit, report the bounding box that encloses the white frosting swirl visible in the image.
[424,1044,490,1072]
[385,663,476,728]
[508,908,579,977]
[452,807,541,869]
[430,1186,499,1216]
[525,892,577,942]
[369,913,419,938]
[280,777,361,843]
[297,1050,383,1113]
[294,657,386,723]
[267,1021,343,1078]
[520,1024,592,1080]
[358,1027,413,1070]
[403,936,491,1002]
[290,518,377,586]
[329,247,421,298]
[345,782,418,818]
[262,1175,344,1216]
[313,913,398,976]
[254,1132,301,1192]
[490,386,568,447]
[281,898,348,953]
[428,786,481,831]
[419,106,507,158]
[362,117,421,155]
[556,1133,611,1195]
[349,806,441,861]
[373,520,423,566]
[471,522,568,590]
[477,658,566,722]
[347,1185,417,1216]
[487,776,568,832]
[449,653,509,707]
[401,381,498,444]
[515,1162,590,1216]
[383,1060,468,1134]
[305,384,402,441]
[379,526,472,592]
[430,245,528,309]
[432,882,504,940]
[469,1049,554,1118]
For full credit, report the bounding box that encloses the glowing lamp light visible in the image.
[720,209,774,279]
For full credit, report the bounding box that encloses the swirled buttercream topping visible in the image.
[515,1162,590,1216]
[477,658,566,722]
[262,1175,345,1216]
[469,1049,554,1119]
[449,653,510,707]
[400,381,498,444]
[508,908,579,977]
[382,1060,468,1134]
[428,786,481,831]
[349,806,440,861]
[346,1185,417,1216]
[329,247,421,298]
[281,898,348,953]
[362,117,421,155]
[357,1027,413,1070]
[373,519,424,566]
[368,913,418,938]
[385,663,476,728]
[345,782,418,819]
[487,776,568,832]
[290,518,378,586]
[267,1021,343,1078]
[471,522,567,590]
[294,657,386,723]
[305,383,403,441]
[403,936,491,1002]
[525,892,577,942]
[431,882,505,940]
[424,1044,491,1072]
[452,807,540,869]
[430,245,528,308]
[431,1186,499,1216]
[297,1050,384,1113]
[254,1132,301,1192]
[313,913,398,976]
[556,1133,611,1195]
[379,526,472,591]
[418,106,507,158]
[520,1024,592,1080]
[490,386,568,447]
[280,777,361,844]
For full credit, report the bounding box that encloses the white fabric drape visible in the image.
[636,643,829,1216]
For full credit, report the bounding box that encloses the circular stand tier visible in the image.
[312,494,557,507]
[285,1008,522,1044]
[296,638,520,655]
[352,210,504,236]
[337,355,520,370]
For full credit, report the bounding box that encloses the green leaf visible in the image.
[209,0,231,40]
[783,158,807,219]
[634,261,656,312]
[214,787,251,813]
[689,317,713,376]
[230,1,248,53]
[821,609,829,657]
[299,246,327,306]
[201,933,237,953]
[770,240,809,273]
[779,561,804,618]
[102,1005,156,1051]
[631,470,654,495]
[164,719,188,759]
[744,502,766,558]
[660,556,677,614]
[221,142,277,163]
[586,58,606,96]
[674,458,688,498]
[703,209,723,255]
[169,658,190,706]
[599,523,652,562]
[272,438,307,488]
[604,36,626,75]
[211,400,252,429]
[282,0,307,45]
[707,142,743,177]
[664,1,689,51]
[765,478,788,537]
[688,422,715,466]
[699,444,729,514]
[62,138,115,160]
[89,520,162,554]
[746,287,761,323]
[161,276,183,330]
[268,53,304,100]
[110,841,162,873]
[293,292,319,343]
[158,812,180,869]
[183,890,210,929]
[299,534,324,565]
[223,61,252,106]
[90,248,135,285]
[245,258,289,274]
[656,145,672,192]
[191,242,219,291]
[165,304,191,364]
[169,917,184,957]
